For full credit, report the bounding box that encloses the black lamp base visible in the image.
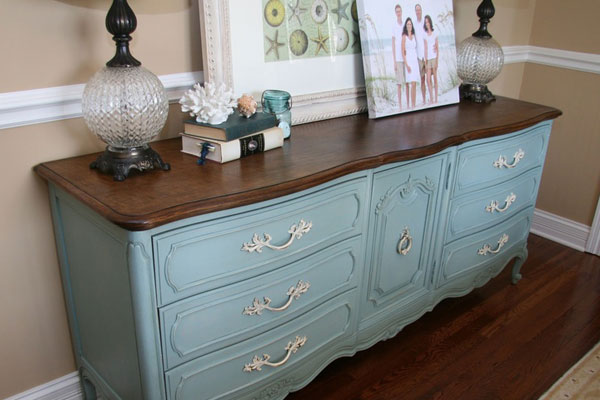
[460,83,496,103]
[90,145,170,181]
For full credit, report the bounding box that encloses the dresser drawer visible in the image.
[437,208,533,288]
[164,290,357,400]
[453,123,550,196]
[160,237,361,370]
[446,168,541,242]
[154,178,366,305]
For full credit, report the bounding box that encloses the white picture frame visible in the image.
[199,0,368,125]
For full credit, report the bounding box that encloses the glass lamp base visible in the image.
[460,83,496,103]
[90,145,170,181]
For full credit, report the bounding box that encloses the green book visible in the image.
[183,112,278,141]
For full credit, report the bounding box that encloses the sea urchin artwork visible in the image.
[262,0,360,62]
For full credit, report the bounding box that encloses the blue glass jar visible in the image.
[261,90,292,139]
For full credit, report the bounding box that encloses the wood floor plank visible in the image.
[287,235,600,400]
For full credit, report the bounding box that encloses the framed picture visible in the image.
[356,0,460,118]
[199,0,367,125]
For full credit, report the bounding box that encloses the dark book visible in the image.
[183,112,278,141]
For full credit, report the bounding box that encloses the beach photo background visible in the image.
[357,0,459,118]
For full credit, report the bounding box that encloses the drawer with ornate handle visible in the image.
[153,177,367,305]
[159,237,361,370]
[446,168,541,242]
[436,208,533,289]
[164,290,357,400]
[453,122,551,196]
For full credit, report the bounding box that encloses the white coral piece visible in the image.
[179,81,237,125]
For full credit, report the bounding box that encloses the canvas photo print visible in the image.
[356,0,459,118]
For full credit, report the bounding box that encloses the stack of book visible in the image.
[180,113,283,164]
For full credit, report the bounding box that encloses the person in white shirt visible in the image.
[402,18,419,109]
[423,14,439,104]
[414,4,427,105]
[391,5,406,110]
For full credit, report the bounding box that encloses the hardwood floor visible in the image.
[287,234,600,400]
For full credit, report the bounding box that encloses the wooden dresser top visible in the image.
[35,97,561,230]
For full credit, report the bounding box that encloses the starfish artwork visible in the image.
[331,0,349,24]
[311,26,329,55]
[261,0,359,62]
[288,0,307,25]
[351,30,360,49]
[265,30,285,59]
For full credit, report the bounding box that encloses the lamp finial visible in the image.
[105,0,141,67]
[473,0,495,39]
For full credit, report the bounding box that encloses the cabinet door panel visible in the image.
[362,156,445,320]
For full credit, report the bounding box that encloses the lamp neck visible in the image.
[106,0,141,67]
[472,0,495,39]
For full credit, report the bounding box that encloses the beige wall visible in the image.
[0,0,598,398]
[0,1,201,397]
[520,0,600,225]
[520,65,600,224]
[529,0,600,54]
[0,0,202,93]
[454,0,537,45]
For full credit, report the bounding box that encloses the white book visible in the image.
[181,126,284,163]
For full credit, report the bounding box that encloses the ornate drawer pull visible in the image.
[243,281,311,316]
[486,193,517,213]
[397,227,413,255]
[241,220,313,253]
[493,148,525,169]
[243,336,307,372]
[478,234,509,256]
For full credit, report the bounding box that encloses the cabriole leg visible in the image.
[81,371,97,400]
[511,247,528,284]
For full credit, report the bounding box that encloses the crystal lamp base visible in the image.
[90,145,170,181]
[460,83,496,104]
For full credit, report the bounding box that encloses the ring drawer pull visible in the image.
[478,234,509,256]
[486,193,517,213]
[243,336,307,372]
[397,227,413,255]
[493,148,525,169]
[241,219,313,253]
[243,281,311,316]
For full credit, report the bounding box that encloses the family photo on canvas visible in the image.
[357,0,460,118]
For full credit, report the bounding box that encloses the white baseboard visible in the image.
[585,197,600,255]
[530,208,591,252]
[4,372,82,400]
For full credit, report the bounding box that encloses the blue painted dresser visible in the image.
[36,98,561,399]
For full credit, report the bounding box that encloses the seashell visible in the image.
[179,81,237,125]
[237,94,258,118]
